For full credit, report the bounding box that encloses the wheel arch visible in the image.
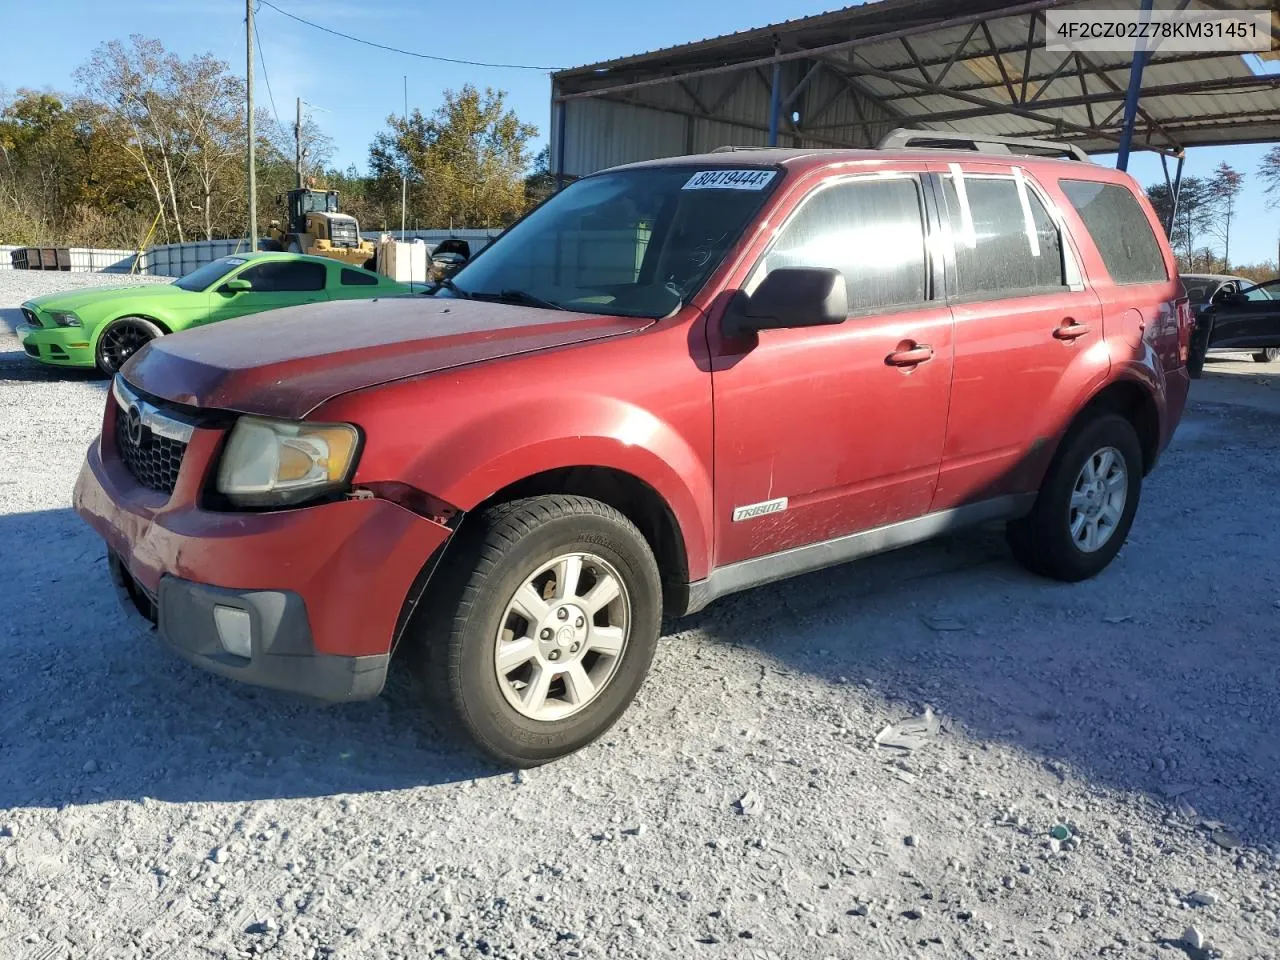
[388,462,695,660]
[90,311,173,351]
[472,465,691,616]
[1062,377,1162,476]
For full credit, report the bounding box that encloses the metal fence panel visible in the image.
[0,232,496,275]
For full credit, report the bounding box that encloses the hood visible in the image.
[26,282,182,312]
[123,295,654,419]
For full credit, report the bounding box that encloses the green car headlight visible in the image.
[49,311,81,327]
[215,415,361,508]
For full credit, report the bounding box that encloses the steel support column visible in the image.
[1168,153,1185,235]
[767,55,782,146]
[1116,0,1155,171]
[554,97,567,192]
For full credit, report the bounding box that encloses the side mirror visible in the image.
[724,267,848,337]
[221,278,252,294]
[1223,292,1248,308]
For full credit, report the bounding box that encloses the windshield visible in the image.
[442,166,781,318]
[300,191,338,214]
[174,256,248,292]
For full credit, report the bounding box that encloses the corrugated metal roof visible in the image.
[553,0,1280,162]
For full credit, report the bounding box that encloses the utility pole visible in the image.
[245,0,257,249]
[401,75,408,238]
[295,97,303,189]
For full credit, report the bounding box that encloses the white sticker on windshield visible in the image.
[683,169,776,191]
[225,257,247,265]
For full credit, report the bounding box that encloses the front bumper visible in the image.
[17,323,95,366]
[107,554,389,700]
[76,433,453,702]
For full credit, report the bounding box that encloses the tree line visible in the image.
[6,35,1280,275]
[0,35,544,250]
[1145,157,1280,281]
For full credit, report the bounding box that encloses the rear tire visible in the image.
[1007,413,1143,582]
[1252,347,1280,363]
[413,495,662,767]
[95,316,164,376]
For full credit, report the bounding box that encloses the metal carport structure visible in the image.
[549,0,1280,211]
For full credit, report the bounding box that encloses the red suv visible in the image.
[74,133,1191,766]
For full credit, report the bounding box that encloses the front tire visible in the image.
[1187,317,1212,379]
[414,495,662,767]
[1007,413,1143,582]
[95,317,163,376]
[1252,347,1280,363]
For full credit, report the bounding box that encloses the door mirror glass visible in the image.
[725,267,848,336]
[221,278,252,294]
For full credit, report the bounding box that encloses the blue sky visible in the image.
[3,0,1279,263]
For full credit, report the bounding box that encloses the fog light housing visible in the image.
[213,605,253,658]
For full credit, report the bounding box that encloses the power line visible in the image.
[257,0,561,72]
[252,14,288,143]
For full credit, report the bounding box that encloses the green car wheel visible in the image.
[96,317,163,376]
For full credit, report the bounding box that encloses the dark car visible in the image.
[1185,273,1280,376]
[427,238,471,282]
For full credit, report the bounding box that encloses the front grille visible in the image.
[329,219,359,248]
[22,307,40,328]
[115,406,187,494]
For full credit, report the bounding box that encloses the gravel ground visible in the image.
[2,272,1279,960]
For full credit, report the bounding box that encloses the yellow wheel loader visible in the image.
[263,188,377,270]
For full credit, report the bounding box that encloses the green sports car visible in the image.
[18,252,414,375]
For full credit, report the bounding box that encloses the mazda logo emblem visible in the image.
[125,404,144,447]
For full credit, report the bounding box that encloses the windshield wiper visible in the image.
[469,288,567,311]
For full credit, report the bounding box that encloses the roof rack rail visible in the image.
[710,145,778,153]
[877,128,1091,163]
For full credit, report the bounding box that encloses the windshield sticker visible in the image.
[683,169,776,191]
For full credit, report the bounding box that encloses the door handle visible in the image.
[1053,319,1091,340]
[885,344,934,366]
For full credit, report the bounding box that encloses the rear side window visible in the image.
[760,176,929,313]
[341,268,378,286]
[239,260,326,292]
[942,174,1067,297]
[1059,179,1168,284]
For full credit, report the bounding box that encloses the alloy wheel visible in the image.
[99,321,156,373]
[493,552,630,722]
[1068,446,1128,553]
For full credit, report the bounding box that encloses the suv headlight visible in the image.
[215,415,361,508]
[50,311,81,327]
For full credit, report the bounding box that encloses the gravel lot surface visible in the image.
[2,272,1279,960]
